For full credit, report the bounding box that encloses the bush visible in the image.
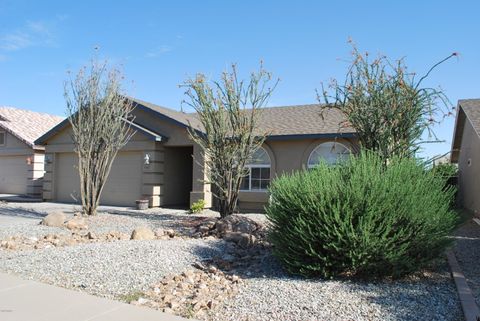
[190,199,206,214]
[266,152,458,279]
[431,163,458,179]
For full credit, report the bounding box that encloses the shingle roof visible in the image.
[130,97,355,138]
[254,104,354,137]
[128,97,204,131]
[0,107,64,148]
[451,99,480,163]
[36,98,356,145]
[459,99,480,134]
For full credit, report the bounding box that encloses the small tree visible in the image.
[65,61,135,216]
[182,64,278,218]
[319,43,457,161]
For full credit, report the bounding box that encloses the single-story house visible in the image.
[451,99,480,214]
[35,97,358,211]
[0,107,63,197]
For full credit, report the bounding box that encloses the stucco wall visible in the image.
[237,137,359,211]
[0,130,44,197]
[42,125,165,207]
[457,119,480,214]
[132,108,192,146]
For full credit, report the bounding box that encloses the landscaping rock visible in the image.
[131,227,155,240]
[215,215,260,235]
[40,212,66,227]
[224,231,256,247]
[154,228,165,237]
[164,229,176,238]
[65,217,88,230]
[132,264,243,319]
[188,215,265,247]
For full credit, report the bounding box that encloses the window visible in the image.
[0,131,5,146]
[307,142,350,168]
[240,147,271,191]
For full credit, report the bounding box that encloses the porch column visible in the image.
[189,143,212,208]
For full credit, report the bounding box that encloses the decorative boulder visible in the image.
[40,212,66,227]
[65,217,88,230]
[131,227,155,240]
[214,215,261,235]
[224,231,256,248]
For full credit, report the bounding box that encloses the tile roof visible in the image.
[129,97,355,137]
[0,106,64,148]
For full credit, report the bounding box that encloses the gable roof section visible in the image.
[451,99,480,163]
[0,106,64,148]
[36,97,356,145]
[131,97,355,138]
[35,117,166,145]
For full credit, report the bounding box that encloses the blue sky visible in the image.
[0,0,478,158]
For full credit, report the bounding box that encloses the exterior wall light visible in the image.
[144,153,151,165]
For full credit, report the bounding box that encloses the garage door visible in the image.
[0,155,29,194]
[55,152,143,207]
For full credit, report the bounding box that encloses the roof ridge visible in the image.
[0,106,64,119]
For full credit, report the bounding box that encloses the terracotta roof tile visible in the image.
[0,106,64,147]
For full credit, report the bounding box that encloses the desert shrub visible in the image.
[431,163,458,179]
[266,152,458,279]
[190,199,206,214]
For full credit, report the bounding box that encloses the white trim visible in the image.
[240,147,271,192]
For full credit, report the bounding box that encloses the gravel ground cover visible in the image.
[0,202,463,321]
[453,218,480,307]
[210,263,461,321]
[0,239,225,298]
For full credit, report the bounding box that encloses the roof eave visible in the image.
[266,132,357,141]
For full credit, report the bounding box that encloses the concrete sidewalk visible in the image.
[0,272,187,321]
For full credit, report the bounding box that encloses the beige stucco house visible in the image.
[0,107,63,198]
[35,98,357,211]
[451,99,480,215]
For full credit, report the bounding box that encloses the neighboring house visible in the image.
[35,97,358,210]
[451,99,480,215]
[0,107,64,197]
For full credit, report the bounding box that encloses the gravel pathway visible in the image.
[453,218,480,307]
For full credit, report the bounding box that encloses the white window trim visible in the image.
[0,131,5,147]
[307,142,351,169]
[241,164,270,192]
[240,147,271,192]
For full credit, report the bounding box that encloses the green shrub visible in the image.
[190,199,205,214]
[430,163,458,179]
[266,152,458,279]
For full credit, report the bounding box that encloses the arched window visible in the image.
[307,142,350,168]
[240,147,271,191]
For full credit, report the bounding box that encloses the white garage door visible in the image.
[55,152,143,207]
[0,155,29,194]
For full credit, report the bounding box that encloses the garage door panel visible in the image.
[56,152,143,207]
[0,156,29,194]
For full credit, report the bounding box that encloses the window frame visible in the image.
[240,147,271,192]
[307,142,351,169]
[0,131,5,147]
